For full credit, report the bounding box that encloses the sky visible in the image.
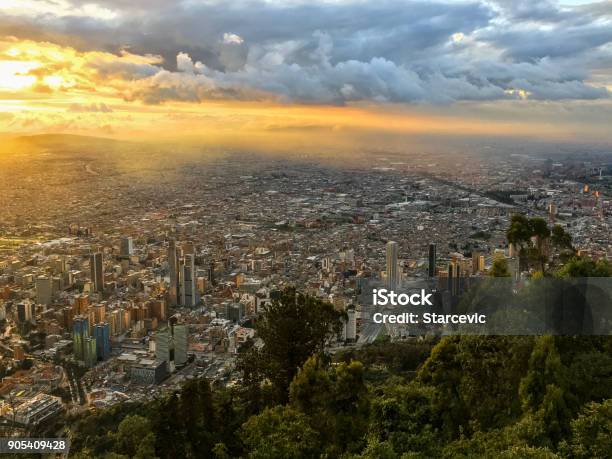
[1,0,612,144]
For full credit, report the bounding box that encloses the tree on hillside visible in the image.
[559,399,612,459]
[113,415,158,459]
[550,225,573,252]
[505,215,582,274]
[518,336,573,446]
[241,287,346,402]
[556,257,611,278]
[240,406,321,459]
[491,258,511,277]
[289,356,370,455]
[416,337,468,440]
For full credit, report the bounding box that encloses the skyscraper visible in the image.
[472,251,480,274]
[94,323,110,360]
[92,303,106,324]
[428,243,437,278]
[73,316,89,362]
[385,241,399,290]
[346,308,357,341]
[120,237,133,257]
[90,252,104,293]
[173,324,188,366]
[84,337,98,368]
[17,302,31,323]
[208,261,216,286]
[73,294,89,315]
[36,276,53,305]
[181,254,196,307]
[167,241,179,306]
[155,328,171,367]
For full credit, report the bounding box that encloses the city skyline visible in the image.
[1,2,611,455]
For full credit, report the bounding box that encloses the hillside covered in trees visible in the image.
[64,218,611,458]
[66,288,611,458]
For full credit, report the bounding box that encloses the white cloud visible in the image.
[222,33,244,45]
[4,0,611,104]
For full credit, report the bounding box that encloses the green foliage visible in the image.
[518,336,575,448]
[67,284,612,459]
[148,378,218,458]
[244,286,346,402]
[556,257,612,277]
[416,337,468,439]
[418,336,533,440]
[507,214,533,246]
[559,399,612,459]
[114,415,156,458]
[289,356,370,455]
[505,214,574,273]
[519,336,567,413]
[369,379,440,457]
[355,436,398,459]
[335,339,435,379]
[240,406,321,459]
[551,225,573,251]
[491,257,512,277]
[68,401,147,455]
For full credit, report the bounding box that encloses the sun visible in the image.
[0,60,39,90]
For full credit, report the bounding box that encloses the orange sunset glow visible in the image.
[1,1,612,145]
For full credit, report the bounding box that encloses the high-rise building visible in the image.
[94,323,110,360]
[478,255,485,272]
[17,302,30,323]
[92,303,106,324]
[73,294,89,315]
[90,252,104,293]
[62,306,74,329]
[167,241,179,306]
[452,262,461,296]
[110,309,121,335]
[120,237,134,257]
[121,308,130,331]
[73,316,89,362]
[472,251,480,274]
[208,261,216,286]
[181,254,196,307]
[155,328,171,367]
[226,302,245,322]
[150,299,167,321]
[174,324,188,366]
[84,337,98,368]
[346,308,357,341]
[385,241,399,290]
[428,243,437,278]
[36,276,53,305]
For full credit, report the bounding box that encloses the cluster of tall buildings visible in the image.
[73,316,110,367]
[386,240,493,295]
[167,241,198,308]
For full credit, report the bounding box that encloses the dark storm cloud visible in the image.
[2,0,611,104]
